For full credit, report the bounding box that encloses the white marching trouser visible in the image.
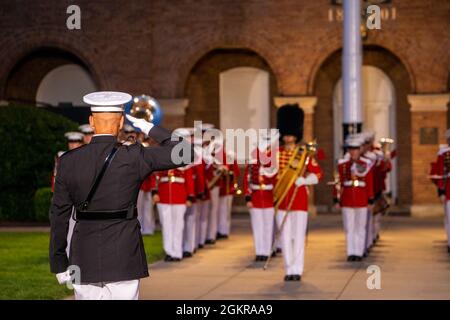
[250,208,274,256]
[157,203,186,259]
[365,208,373,250]
[137,190,155,235]
[276,210,308,275]
[197,200,210,246]
[374,212,382,238]
[183,203,198,253]
[342,207,368,257]
[217,194,233,235]
[444,201,450,246]
[207,186,220,240]
[73,280,139,300]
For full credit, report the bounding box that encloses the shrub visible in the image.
[0,105,78,220]
[34,187,53,222]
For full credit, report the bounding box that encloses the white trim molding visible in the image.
[158,99,189,116]
[408,93,450,112]
[274,96,318,114]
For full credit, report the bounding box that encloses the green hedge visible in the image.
[0,105,78,221]
[34,187,53,222]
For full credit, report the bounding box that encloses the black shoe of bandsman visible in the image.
[354,256,363,261]
[164,255,173,262]
[271,251,277,257]
[448,246,450,253]
[205,239,216,245]
[183,251,193,258]
[347,256,354,262]
[255,255,261,262]
[216,233,229,240]
[284,275,294,281]
[276,248,282,254]
[292,275,301,281]
[198,244,204,249]
[260,255,269,261]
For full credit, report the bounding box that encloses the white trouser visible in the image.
[197,200,210,246]
[444,201,450,246]
[207,187,220,240]
[137,190,155,235]
[374,212,381,238]
[250,208,275,256]
[276,210,308,275]
[73,280,139,300]
[183,203,198,253]
[218,195,233,235]
[157,203,186,259]
[342,207,368,256]
[365,208,373,249]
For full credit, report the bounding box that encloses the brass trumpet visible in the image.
[129,95,162,123]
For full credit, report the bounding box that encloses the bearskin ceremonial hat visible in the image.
[276,103,304,142]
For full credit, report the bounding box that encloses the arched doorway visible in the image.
[333,66,398,201]
[313,46,412,212]
[4,47,98,107]
[184,48,278,129]
[219,67,270,131]
[36,64,96,107]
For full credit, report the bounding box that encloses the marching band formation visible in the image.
[51,96,450,288]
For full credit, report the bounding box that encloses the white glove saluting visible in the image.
[125,114,154,135]
[56,270,71,285]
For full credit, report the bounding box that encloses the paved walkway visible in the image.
[140,215,450,300]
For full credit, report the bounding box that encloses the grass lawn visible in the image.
[0,231,164,300]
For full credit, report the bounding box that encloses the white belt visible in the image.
[250,183,273,190]
[160,176,185,183]
[343,180,366,187]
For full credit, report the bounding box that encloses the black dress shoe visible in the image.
[198,244,204,249]
[354,256,363,261]
[260,255,269,261]
[183,251,193,258]
[216,233,229,240]
[347,256,354,262]
[293,275,301,281]
[205,239,216,245]
[271,251,277,257]
[447,246,450,253]
[255,255,261,262]
[276,248,282,254]
[164,255,173,262]
[284,275,294,281]
[172,257,181,262]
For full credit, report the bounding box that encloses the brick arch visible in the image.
[307,37,416,95]
[0,29,108,99]
[312,45,413,211]
[173,32,282,98]
[183,47,279,129]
